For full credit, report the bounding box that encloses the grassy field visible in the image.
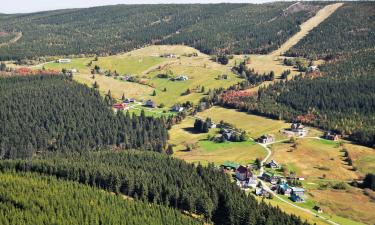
[170,117,266,166]
[197,106,290,140]
[39,45,241,107]
[269,138,357,181]
[267,137,375,224]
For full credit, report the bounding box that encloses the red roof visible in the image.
[113,103,128,110]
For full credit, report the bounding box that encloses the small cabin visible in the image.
[220,161,240,171]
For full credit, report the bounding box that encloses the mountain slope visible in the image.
[0,3,325,59]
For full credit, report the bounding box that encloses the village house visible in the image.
[112,103,129,112]
[267,160,279,169]
[324,132,340,141]
[290,123,308,136]
[171,104,184,112]
[290,187,305,202]
[277,183,292,196]
[262,172,279,184]
[57,59,71,64]
[160,53,177,58]
[145,99,156,108]
[255,187,271,198]
[314,206,323,213]
[222,129,235,141]
[257,134,275,144]
[235,165,252,181]
[123,98,136,104]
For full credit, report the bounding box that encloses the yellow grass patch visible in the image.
[197,106,290,139]
[270,138,358,181]
[310,188,375,225]
[344,143,375,176]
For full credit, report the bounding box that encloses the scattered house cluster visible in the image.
[145,99,156,108]
[57,59,71,64]
[324,132,340,141]
[112,103,129,112]
[220,162,257,189]
[257,134,275,144]
[262,172,279,184]
[290,123,308,137]
[171,104,184,112]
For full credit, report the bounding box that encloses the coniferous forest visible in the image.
[0,75,168,159]
[0,150,310,225]
[0,171,201,225]
[0,3,324,60]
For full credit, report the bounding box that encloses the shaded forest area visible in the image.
[0,171,201,225]
[0,3,324,59]
[0,75,168,159]
[0,150,310,225]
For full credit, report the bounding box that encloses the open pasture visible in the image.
[197,106,290,140]
[170,117,266,166]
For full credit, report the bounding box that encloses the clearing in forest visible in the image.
[170,117,266,166]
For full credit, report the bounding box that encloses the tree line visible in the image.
[0,150,311,225]
[0,171,201,225]
[0,75,168,159]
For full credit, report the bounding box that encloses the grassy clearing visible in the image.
[310,188,375,225]
[344,143,375,176]
[74,73,153,100]
[197,106,290,140]
[41,58,93,72]
[170,117,266,166]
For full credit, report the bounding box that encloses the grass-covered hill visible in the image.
[0,75,168,159]
[0,171,202,225]
[0,150,310,225]
[0,3,324,59]
[286,2,375,59]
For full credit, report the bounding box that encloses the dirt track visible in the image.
[271,3,343,57]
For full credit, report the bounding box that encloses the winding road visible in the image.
[255,137,340,225]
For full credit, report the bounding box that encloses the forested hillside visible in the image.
[0,171,201,225]
[0,75,168,159]
[0,3,324,59]
[286,2,375,59]
[218,50,375,146]
[0,150,310,225]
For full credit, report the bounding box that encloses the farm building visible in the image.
[324,132,340,141]
[57,59,71,64]
[257,134,275,144]
[290,123,308,136]
[235,165,252,181]
[145,99,156,108]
